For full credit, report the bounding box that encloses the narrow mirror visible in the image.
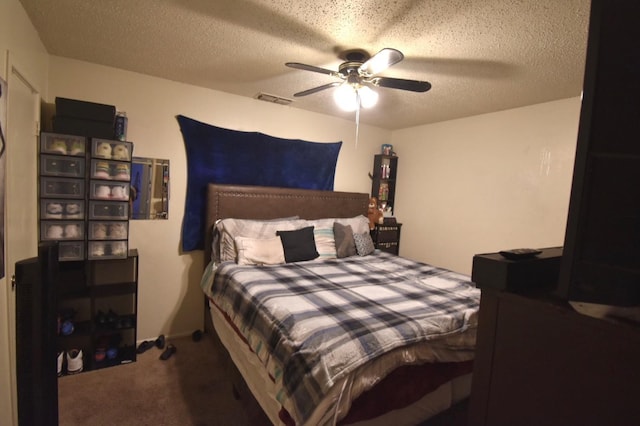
[131,157,169,219]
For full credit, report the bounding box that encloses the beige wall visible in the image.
[1,0,50,424]
[392,97,581,274]
[47,55,391,341]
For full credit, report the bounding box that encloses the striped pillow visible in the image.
[313,227,337,260]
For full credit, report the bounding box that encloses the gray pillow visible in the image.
[333,222,357,258]
[354,232,375,256]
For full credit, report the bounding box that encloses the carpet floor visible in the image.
[58,332,270,426]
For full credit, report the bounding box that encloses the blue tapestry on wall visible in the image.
[176,115,342,251]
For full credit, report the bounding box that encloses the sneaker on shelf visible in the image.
[66,349,83,374]
[57,351,64,376]
[61,319,75,336]
[94,347,106,363]
[106,309,118,329]
[106,347,118,360]
[95,310,107,327]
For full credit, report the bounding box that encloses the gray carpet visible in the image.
[58,333,268,426]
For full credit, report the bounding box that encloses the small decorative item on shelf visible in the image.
[381,144,393,156]
[115,112,128,142]
[367,196,384,230]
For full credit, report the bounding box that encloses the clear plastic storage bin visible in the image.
[88,240,128,260]
[40,177,85,199]
[58,241,85,261]
[40,154,85,178]
[91,139,133,161]
[89,221,129,240]
[41,220,85,241]
[40,132,86,157]
[40,199,85,220]
[89,181,130,201]
[89,201,129,220]
[90,159,131,182]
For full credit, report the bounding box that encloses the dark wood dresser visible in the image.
[468,287,640,426]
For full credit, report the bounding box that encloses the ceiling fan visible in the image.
[285,48,432,108]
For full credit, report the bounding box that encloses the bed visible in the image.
[200,184,480,425]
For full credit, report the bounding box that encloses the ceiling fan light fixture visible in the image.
[333,83,378,112]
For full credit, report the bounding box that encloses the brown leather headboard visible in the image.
[205,184,369,262]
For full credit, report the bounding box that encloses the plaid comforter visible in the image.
[202,251,480,424]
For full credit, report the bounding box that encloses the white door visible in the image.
[0,55,40,426]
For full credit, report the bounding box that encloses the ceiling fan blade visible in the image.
[293,82,342,97]
[368,76,432,92]
[359,48,404,76]
[286,62,340,77]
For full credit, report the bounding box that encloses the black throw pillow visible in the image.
[276,226,319,263]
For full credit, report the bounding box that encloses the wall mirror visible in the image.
[131,157,169,219]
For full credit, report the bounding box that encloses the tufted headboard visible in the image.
[204,184,370,263]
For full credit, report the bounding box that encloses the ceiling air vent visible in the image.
[255,93,293,106]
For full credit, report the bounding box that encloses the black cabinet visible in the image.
[468,288,640,426]
[370,223,402,255]
[57,249,138,375]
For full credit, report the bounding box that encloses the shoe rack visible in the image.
[57,249,138,375]
[39,132,133,261]
[38,131,138,375]
[87,138,133,259]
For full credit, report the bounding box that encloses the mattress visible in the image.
[202,251,480,424]
[209,302,473,426]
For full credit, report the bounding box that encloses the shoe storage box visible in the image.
[89,181,130,201]
[58,241,85,261]
[40,155,85,178]
[52,116,116,139]
[40,199,85,220]
[90,159,131,181]
[88,241,128,260]
[40,177,85,199]
[53,97,116,139]
[89,201,128,220]
[39,129,133,261]
[91,139,132,161]
[40,221,85,241]
[89,221,129,240]
[40,132,86,157]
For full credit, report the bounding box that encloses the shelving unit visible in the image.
[370,154,398,210]
[39,132,88,261]
[87,138,133,260]
[370,153,401,254]
[57,249,138,374]
[38,132,134,261]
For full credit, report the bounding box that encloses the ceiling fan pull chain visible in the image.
[355,91,362,149]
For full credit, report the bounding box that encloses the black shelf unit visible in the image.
[57,249,139,375]
[370,154,398,210]
[370,154,401,254]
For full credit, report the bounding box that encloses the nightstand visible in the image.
[370,223,402,255]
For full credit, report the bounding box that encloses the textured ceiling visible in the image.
[19,0,591,130]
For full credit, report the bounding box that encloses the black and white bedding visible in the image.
[201,248,479,424]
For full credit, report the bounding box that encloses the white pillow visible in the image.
[234,236,285,265]
[306,215,370,235]
[313,227,337,260]
[214,217,306,262]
